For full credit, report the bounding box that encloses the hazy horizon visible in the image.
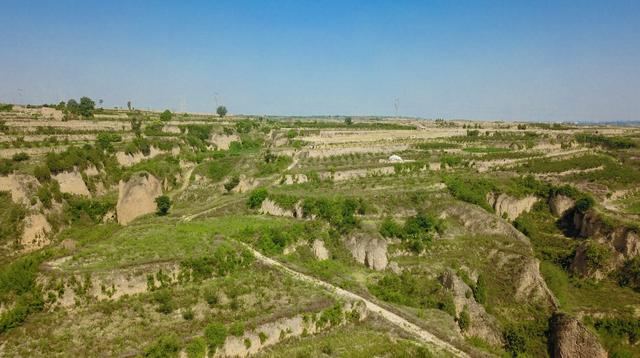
[1,1,639,122]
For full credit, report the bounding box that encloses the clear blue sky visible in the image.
[1,1,639,121]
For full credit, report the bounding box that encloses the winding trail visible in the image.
[239,242,469,357]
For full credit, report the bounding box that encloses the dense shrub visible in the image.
[143,334,181,358]
[0,103,13,111]
[443,175,496,211]
[11,152,29,162]
[302,196,362,232]
[65,195,116,223]
[96,132,122,151]
[617,256,640,292]
[155,195,171,216]
[185,337,206,358]
[153,289,175,314]
[473,275,487,304]
[0,158,15,175]
[204,322,227,351]
[593,317,640,344]
[503,326,527,357]
[160,109,173,121]
[33,165,51,182]
[582,241,612,272]
[45,145,106,174]
[0,192,26,244]
[247,188,268,208]
[224,176,240,192]
[575,196,595,213]
[458,306,471,331]
[181,244,253,280]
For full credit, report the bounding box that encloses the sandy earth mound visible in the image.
[549,194,575,217]
[344,233,388,270]
[53,170,91,197]
[312,239,329,260]
[486,192,538,221]
[209,133,240,150]
[116,173,162,225]
[21,213,51,252]
[0,173,39,205]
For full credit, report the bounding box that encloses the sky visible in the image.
[0,1,639,122]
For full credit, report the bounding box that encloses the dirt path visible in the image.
[239,242,469,357]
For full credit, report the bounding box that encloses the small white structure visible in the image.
[388,154,403,163]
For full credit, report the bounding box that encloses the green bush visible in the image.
[229,321,245,336]
[247,188,268,208]
[443,175,496,211]
[181,244,253,281]
[143,334,181,358]
[33,165,51,182]
[617,256,640,292]
[473,275,487,304]
[155,195,171,216]
[11,152,29,162]
[185,337,206,358]
[0,192,26,244]
[153,289,175,314]
[582,241,612,271]
[0,103,13,111]
[224,176,240,192]
[204,322,227,351]
[503,326,527,357]
[458,306,471,331]
[575,196,595,213]
[575,133,636,149]
[65,195,116,223]
[0,158,15,175]
[160,109,173,121]
[593,316,640,345]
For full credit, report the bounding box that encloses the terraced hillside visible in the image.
[1,102,639,357]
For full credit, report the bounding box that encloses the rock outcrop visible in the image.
[53,170,91,197]
[440,269,503,346]
[116,173,162,225]
[549,194,575,217]
[344,233,388,271]
[549,313,607,358]
[312,240,329,260]
[486,192,538,221]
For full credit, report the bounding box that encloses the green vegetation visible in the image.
[160,109,173,121]
[378,212,444,253]
[248,188,268,208]
[204,322,227,351]
[443,174,496,211]
[155,195,171,216]
[0,103,13,111]
[216,105,228,118]
[576,133,636,149]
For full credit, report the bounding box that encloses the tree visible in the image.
[78,97,95,117]
[130,117,142,137]
[160,109,173,121]
[344,117,353,125]
[98,99,103,108]
[127,101,132,111]
[216,105,227,118]
[66,99,79,114]
[155,195,171,216]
